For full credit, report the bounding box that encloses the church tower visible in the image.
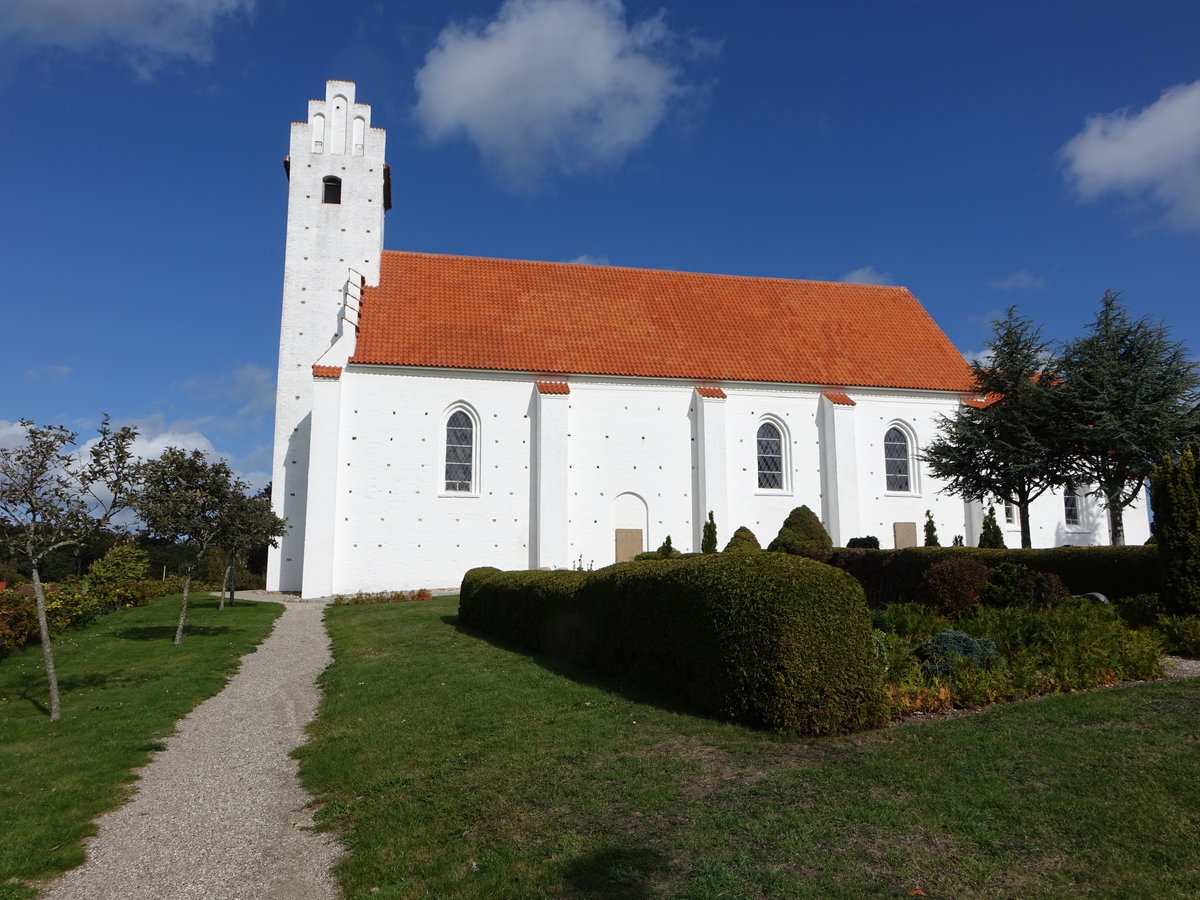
[268,81,389,592]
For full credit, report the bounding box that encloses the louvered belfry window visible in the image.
[757,422,783,489]
[445,411,473,492]
[884,427,911,492]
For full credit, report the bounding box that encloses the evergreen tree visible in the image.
[978,506,1006,549]
[656,534,676,557]
[1150,448,1200,614]
[923,510,940,547]
[767,506,832,559]
[923,306,1072,548]
[1059,291,1200,545]
[723,526,761,553]
[701,511,718,554]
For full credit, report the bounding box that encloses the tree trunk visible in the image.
[1108,504,1126,547]
[220,552,233,612]
[31,566,62,722]
[1018,503,1033,549]
[174,571,192,646]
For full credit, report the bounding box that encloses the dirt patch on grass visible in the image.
[645,734,771,800]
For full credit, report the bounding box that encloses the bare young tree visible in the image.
[0,417,138,721]
[133,448,242,644]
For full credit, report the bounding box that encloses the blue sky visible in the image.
[2,0,1198,486]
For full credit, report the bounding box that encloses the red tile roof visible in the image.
[535,381,570,394]
[350,252,973,392]
[822,391,856,406]
[962,392,1000,408]
[312,365,342,379]
[695,386,727,398]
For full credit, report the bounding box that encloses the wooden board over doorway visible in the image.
[615,529,643,563]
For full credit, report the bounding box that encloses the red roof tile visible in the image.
[695,386,727,398]
[313,365,342,379]
[822,391,856,406]
[351,252,973,392]
[535,381,570,394]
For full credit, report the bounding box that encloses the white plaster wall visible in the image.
[719,386,826,551]
[561,381,697,567]
[987,488,1151,548]
[320,368,533,594]
[301,367,1150,596]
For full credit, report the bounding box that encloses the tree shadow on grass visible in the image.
[562,846,670,899]
[442,614,703,720]
[115,625,231,641]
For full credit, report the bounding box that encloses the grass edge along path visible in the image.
[300,595,1200,900]
[0,594,284,900]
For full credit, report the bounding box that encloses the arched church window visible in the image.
[445,410,474,492]
[322,176,342,204]
[757,421,784,490]
[884,426,913,492]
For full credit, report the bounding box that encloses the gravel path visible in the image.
[42,598,343,900]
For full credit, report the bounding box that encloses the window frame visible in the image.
[754,416,792,494]
[440,404,480,497]
[322,175,342,204]
[1063,488,1081,527]
[883,422,919,495]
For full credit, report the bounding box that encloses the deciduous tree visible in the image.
[215,487,286,610]
[0,417,137,720]
[134,449,242,644]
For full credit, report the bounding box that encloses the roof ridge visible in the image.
[377,249,906,291]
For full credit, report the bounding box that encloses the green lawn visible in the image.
[0,594,283,900]
[300,595,1200,899]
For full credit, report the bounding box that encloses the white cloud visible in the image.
[126,413,219,461]
[0,0,254,77]
[414,0,706,187]
[839,265,893,285]
[0,420,29,450]
[25,364,72,381]
[1061,79,1200,230]
[961,348,993,366]
[989,270,1045,291]
[567,254,610,265]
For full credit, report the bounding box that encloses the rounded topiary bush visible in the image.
[580,553,887,734]
[919,557,992,618]
[846,536,880,549]
[722,525,762,554]
[460,554,886,735]
[767,505,833,561]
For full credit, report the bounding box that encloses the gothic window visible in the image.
[757,421,783,490]
[445,410,474,492]
[884,426,913,492]
[322,176,342,204]
[1064,490,1080,526]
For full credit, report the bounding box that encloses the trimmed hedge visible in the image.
[829,546,1160,608]
[459,554,887,735]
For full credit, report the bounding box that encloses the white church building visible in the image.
[267,81,1148,597]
